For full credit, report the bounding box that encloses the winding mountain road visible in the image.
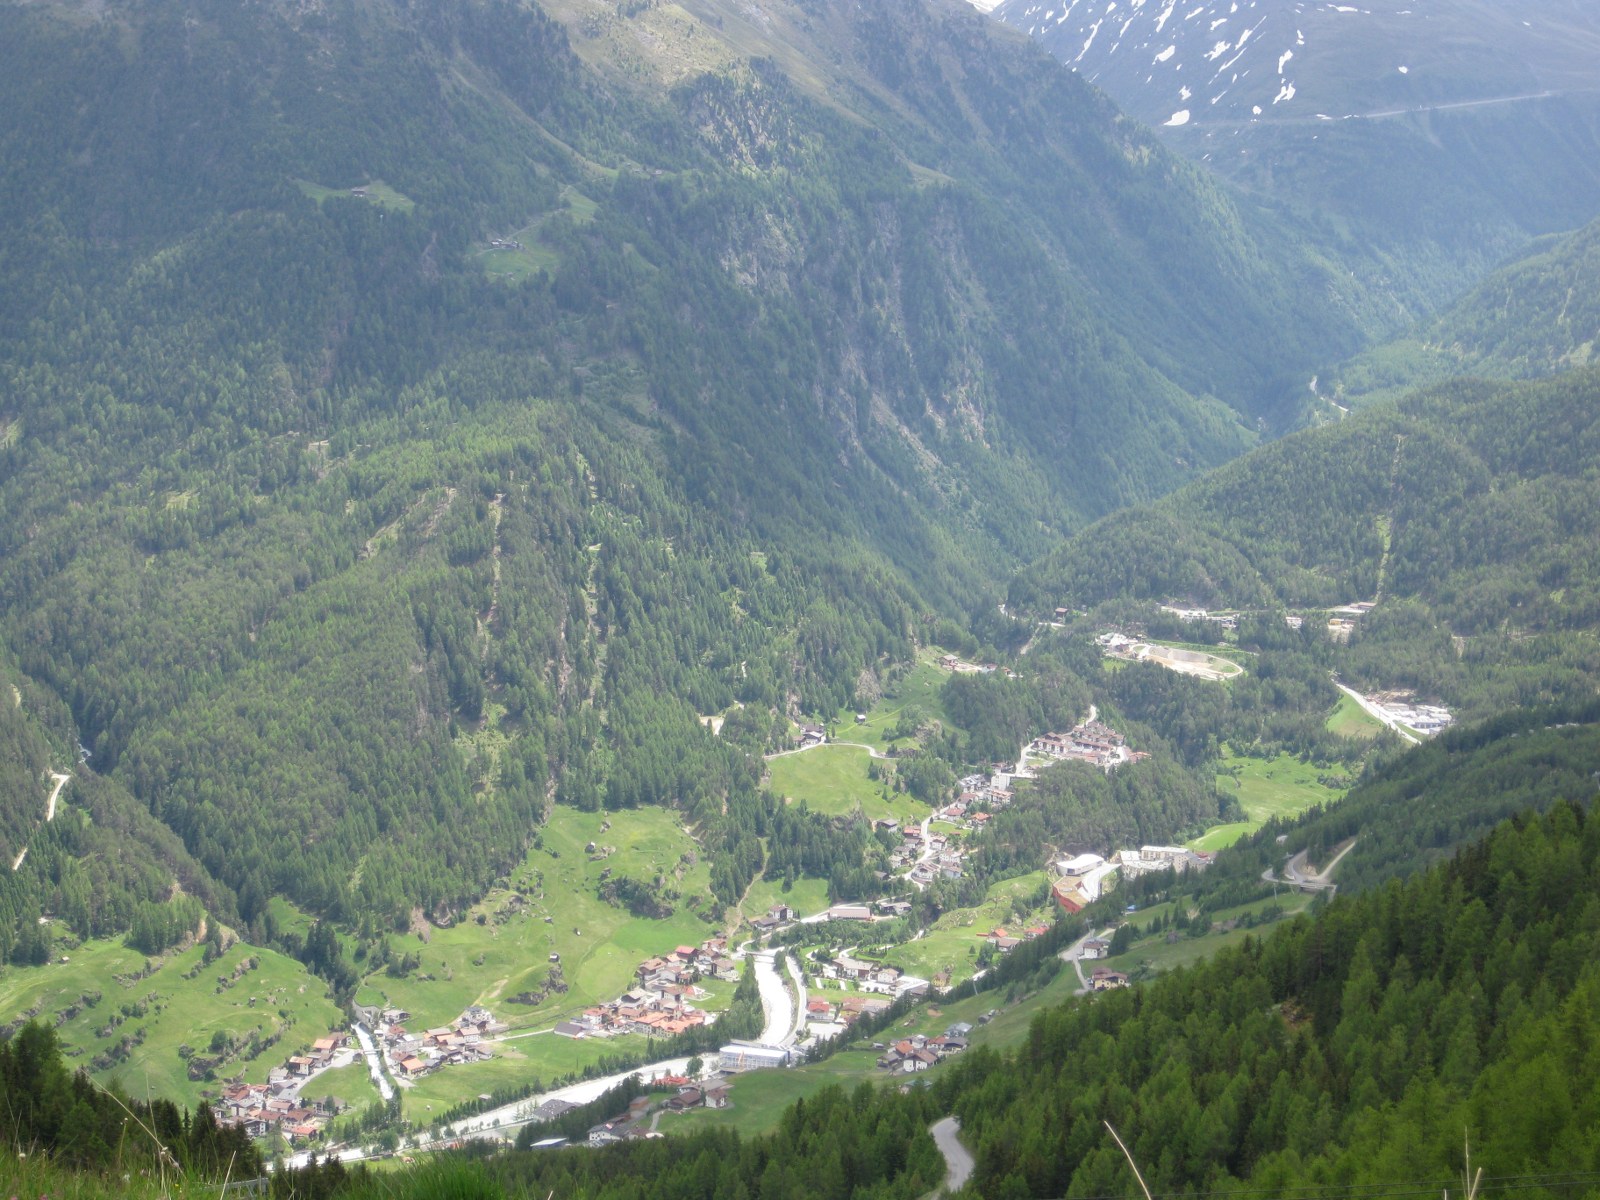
[930,1116,975,1194]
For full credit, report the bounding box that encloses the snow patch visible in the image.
[1154,44,1177,62]
[1164,109,1192,126]
[1179,84,1192,101]
[1397,65,1409,73]
[1277,49,1294,73]
[1272,80,1295,103]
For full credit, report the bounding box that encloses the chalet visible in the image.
[553,1021,588,1038]
[399,1056,429,1077]
[1023,925,1049,940]
[1091,968,1130,991]
[1031,733,1071,758]
[705,1085,732,1109]
[287,1055,316,1077]
[875,899,912,917]
[1081,938,1109,960]
[588,1125,622,1146]
[800,725,827,748]
[666,1088,703,1111]
[838,995,891,1020]
[766,904,795,922]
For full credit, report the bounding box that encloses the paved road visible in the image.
[1283,839,1358,892]
[281,1054,701,1170]
[930,1116,975,1194]
[1058,927,1113,994]
[765,739,890,762]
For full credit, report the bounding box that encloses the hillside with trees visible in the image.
[1309,215,1600,412]
[0,0,1413,952]
[1013,367,1600,634]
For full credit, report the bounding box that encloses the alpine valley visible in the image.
[2,1,1599,1198]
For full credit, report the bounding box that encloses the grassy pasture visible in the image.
[1192,751,1346,851]
[357,807,718,1035]
[0,936,343,1107]
[293,178,415,212]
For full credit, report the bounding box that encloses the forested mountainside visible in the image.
[1308,215,1600,412]
[991,0,1600,337]
[1012,366,1600,634]
[0,0,1387,944]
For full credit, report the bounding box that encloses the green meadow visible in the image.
[0,936,343,1108]
[1327,691,1386,739]
[822,651,957,754]
[355,807,720,1035]
[1191,751,1347,852]
[765,744,929,824]
[880,872,1051,986]
[293,177,415,212]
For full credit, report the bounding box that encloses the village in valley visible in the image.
[201,609,1407,1159]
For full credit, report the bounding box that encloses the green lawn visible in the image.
[293,177,415,212]
[1327,692,1385,739]
[880,872,1050,986]
[0,936,343,1107]
[743,875,831,923]
[823,651,957,754]
[471,186,598,283]
[358,807,720,1035]
[1112,893,1312,977]
[400,1030,666,1117]
[664,1048,886,1136]
[765,745,929,824]
[308,1060,382,1113]
[1193,751,1347,851]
